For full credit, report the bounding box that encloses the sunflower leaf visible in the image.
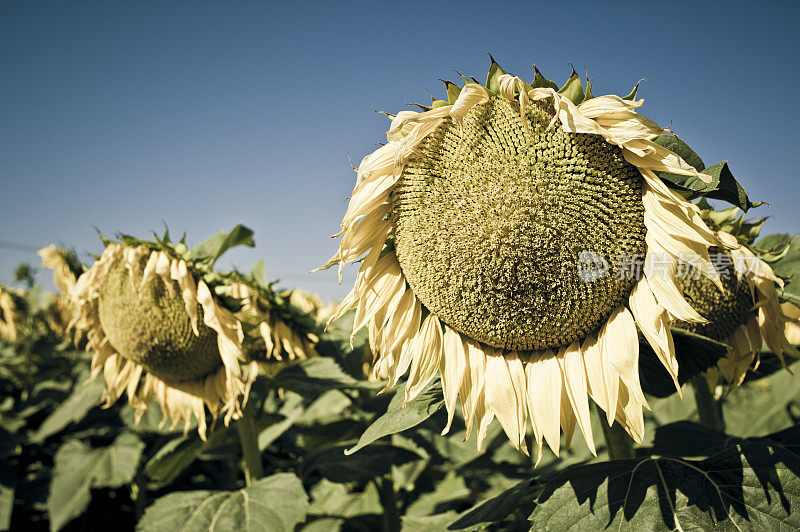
[581,76,595,103]
[442,80,462,105]
[485,53,507,95]
[725,364,800,437]
[271,357,378,397]
[557,66,584,105]
[401,512,460,531]
[250,258,266,284]
[137,473,309,532]
[766,235,800,282]
[700,161,758,211]
[653,136,756,211]
[449,479,539,530]
[530,441,800,530]
[622,78,644,101]
[530,65,558,90]
[189,224,255,268]
[29,378,103,443]
[303,443,422,483]
[308,478,382,517]
[0,473,13,532]
[47,432,144,532]
[648,421,800,458]
[653,134,705,172]
[345,381,444,455]
[144,436,204,485]
[639,328,727,398]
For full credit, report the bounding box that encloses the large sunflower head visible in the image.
[319,57,752,460]
[675,203,800,387]
[70,226,318,438]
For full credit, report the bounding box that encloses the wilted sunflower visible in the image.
[783,302,800,345]
[0,285,26,342]
[675,206,800,387]
[319,58,733,459]
[280,287,336,325]
[38,245,85,336]
[71,227,318,438]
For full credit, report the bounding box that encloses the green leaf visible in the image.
[442,80,462,105]
[449,479,538,530]
[189,224,255,268]
[401,512,459,532]
[406,472,470,517]
[47,432,144,532]
[250,258,266,285]
[346,381,444,454]
[308,479,382,517]
[649,421,800,459]
[648,421,733,458]
[639,328,727,398]
[303,443,422,483]
[653,135,757,211]
[145,424,238,484]
[258,412,298,450]
[271,357,377,397]
[530,65,558,90]
[622,78,644,101]
[557,66,584,105]
[724,368,800,437]
[531,441,800,530]
[769,235,800,281]
[144,436,204,485]
[581,76,594,103]
[137,472,309,532]
[0,482,12,532]
[653,134,705,172]
[30,378,103,443]
[300,517,344,532]
[756,233,793,254]
[700,161,756,212]
[484,53,507,95]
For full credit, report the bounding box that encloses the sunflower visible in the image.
[783,302,800,345]
[70,227,318,438]
[675,206,800,387]
[0,285,25,342]
[38,244,84,295]
[38,245,86,336]
[318,58,736,460]
[226,279,320,368]
[280,288,336,325]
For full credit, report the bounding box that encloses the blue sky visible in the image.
[1,1,799,300]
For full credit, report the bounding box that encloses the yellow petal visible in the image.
[485,350,528,454]
[404,314,443,404]
[440,329,467,435]
[557,342,596,456]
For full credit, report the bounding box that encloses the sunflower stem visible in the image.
[691,375,725,432]
[377,476,401,532]
[595,404,635,460]
[236,414,263,486]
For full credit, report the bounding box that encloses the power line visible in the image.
[0,240,40,253]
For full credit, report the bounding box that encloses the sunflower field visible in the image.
[4,58,800,532]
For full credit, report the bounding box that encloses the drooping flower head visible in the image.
[70,226,318,438]
[0,285,26,342]
[675,204,800,387]
[319,57,745,460]
[37,245,86,336]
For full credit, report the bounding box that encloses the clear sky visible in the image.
[2,1,799,301]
